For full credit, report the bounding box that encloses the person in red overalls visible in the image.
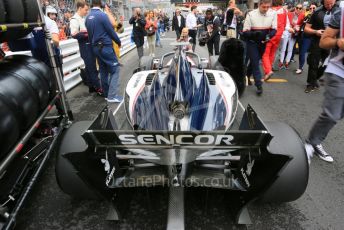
[262,0,288,80]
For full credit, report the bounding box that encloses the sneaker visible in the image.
[296,69,302,74]
[106,96,123,103]
[256,85,263,95]
[304,143,314,165]
[304,85,314,93]
[278,62,284,70]
[96,88,105,97]
[284,62,289,69]
[290,59,296,63]
[264,71,273,81]
[313,144,334,162]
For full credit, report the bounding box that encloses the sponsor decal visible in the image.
[246,160,255,176]
[118,134,234,145]
[240,168,250,188]
[106,166,116,187]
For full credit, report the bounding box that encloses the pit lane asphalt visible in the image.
[15,32,344,230]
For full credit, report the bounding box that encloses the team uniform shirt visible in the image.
[243,8,277,42]
[85,7,121,46]
[70,13,87,35]
[270,6,288,44]
[325,7,344,77]
[186,13,197,30]
[243,9,277,31]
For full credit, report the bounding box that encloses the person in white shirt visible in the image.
[186,5,198,52]
[45,6,60,47]
[70,0,102,95]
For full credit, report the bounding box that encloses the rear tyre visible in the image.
[3,0,24,23]
[22,0,39,22]
[259,121,309,203]
[0,0,5,23]
[139,56,154,70]
[56,121,102,199]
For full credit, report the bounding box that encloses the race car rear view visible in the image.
[56,41,309,228]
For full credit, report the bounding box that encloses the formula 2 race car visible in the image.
[56,40,309,228]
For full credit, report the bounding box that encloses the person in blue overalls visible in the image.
[70,0,102,96]
[86,0,122,103]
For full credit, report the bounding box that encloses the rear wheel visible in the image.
[56,121,102,199]
[259,121,309,203]
[3,0,24,23]
[139,56,154,70]
[23,0,39,22]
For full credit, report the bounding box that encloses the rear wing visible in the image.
[82,104,272,151]
[83,130,271,150]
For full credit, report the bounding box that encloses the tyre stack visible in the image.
[0,0,40,42]
[0,55,53,159]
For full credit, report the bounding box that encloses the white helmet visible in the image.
[45,6,58,16]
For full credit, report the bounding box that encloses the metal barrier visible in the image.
[5,26,136,91]
[119,27,136,57]
[59,39,84,91]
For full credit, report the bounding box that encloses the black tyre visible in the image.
[22,0,39,22]
[0,70,39,131]
[4,56,52,110]
[8,55,53,93]
[0,97,20,159]
[56,121,103,199]
[0,0,5,23]
[139,56,154,70]
[3,0,24,23]
[259,121,309,203]
[2,65,50,111]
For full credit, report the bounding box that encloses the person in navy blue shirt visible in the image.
[85,0,122,103]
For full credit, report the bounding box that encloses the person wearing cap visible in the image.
[242,0,276,95]
[70,0,102,96]
[172,9,185,39]
[86,0,122,103]
[45,6,60,48]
